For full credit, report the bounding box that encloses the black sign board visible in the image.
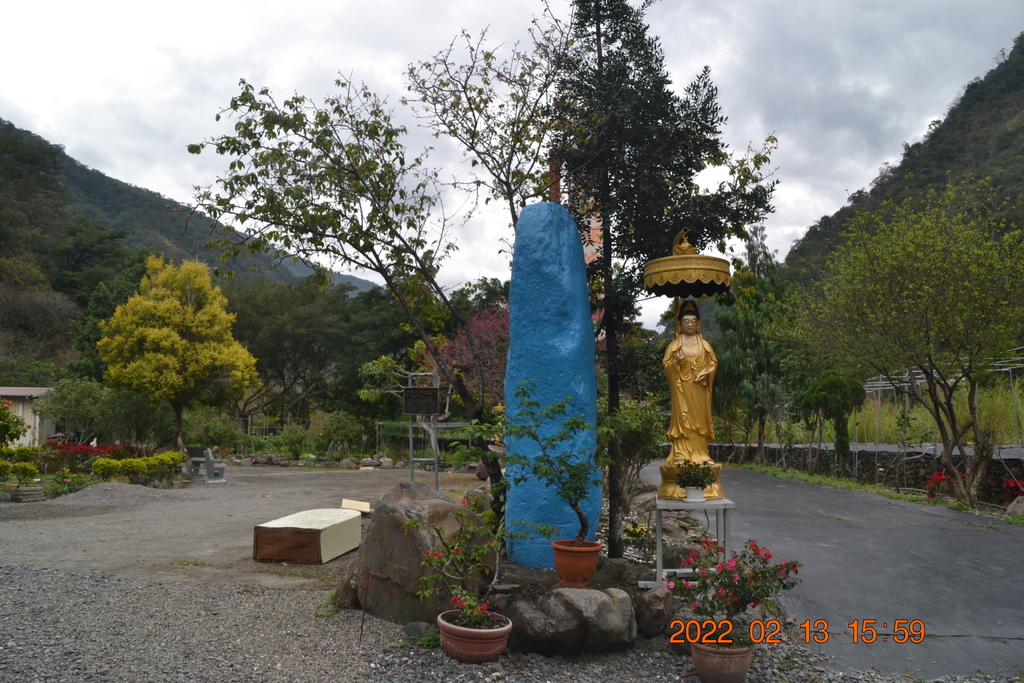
[403,387,441,416]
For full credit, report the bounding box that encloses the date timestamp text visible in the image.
[669,619,926,645]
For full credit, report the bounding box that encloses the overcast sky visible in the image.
[3,1,1022,326]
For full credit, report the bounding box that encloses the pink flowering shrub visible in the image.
[670,539,801,644]
[405,493,501,627]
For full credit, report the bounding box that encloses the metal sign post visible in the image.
[404,373,442,489]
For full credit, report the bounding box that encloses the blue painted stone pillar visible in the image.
[504,202,600,568]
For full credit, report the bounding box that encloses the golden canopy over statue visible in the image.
[657,299,724,500]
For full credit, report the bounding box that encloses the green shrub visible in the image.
[45,470,94,498]
[161,450,187,464]
[244,435,276,455]
[92,458,122,481]
[0,460,11,481]
[318,410,363,453]
[150,454,176,479]
[120,458,150,483]
[276,424,310,459]
[11,461,40,486]
[13,446,39,463]
[199,415,243,451]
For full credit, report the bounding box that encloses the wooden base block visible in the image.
[253,509,361,564]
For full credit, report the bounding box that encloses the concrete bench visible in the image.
[253,508,361,564]
[187,447,225,479]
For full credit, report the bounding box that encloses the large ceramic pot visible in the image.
[436,610,512,663]
[690,642,754,683]
[550,540,602,587]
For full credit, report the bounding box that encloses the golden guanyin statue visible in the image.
[658,299,724,500]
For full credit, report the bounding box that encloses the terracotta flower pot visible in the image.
[551,540,602,587]
[436,610,512,663]
[690,642,754,683]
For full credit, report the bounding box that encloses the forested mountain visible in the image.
[1,118,375,291]
[0,117,377,387]
[784,32,1024,285]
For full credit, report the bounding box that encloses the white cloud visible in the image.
[3,0,1022,330]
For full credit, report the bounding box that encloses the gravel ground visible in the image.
[2,565,1019,683]
[2,477,1020,683]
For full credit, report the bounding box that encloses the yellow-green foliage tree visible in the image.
[797,179,1024,506]
[97,257,259,449]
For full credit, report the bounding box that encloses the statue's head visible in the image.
[676,299,700,336]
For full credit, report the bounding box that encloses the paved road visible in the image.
[643,465,1024,678]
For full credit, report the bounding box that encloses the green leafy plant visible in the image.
[670,539,801,648]
[318,410,363,454]
[623,519,654,562]
[0,400,28,448]
[416,633,440,648]
[600,395,665,495]
[500,381,609,545]
[674,461,718,489]
[314,593,340,619]
[45,468,93,497]
[0,460,11,482]
[195,414,243,451]
[11,461,40,487]
[276,424,310,459]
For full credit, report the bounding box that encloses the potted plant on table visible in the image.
[674,461,718,502]
[671,538,801,683]
[410,495,513,663]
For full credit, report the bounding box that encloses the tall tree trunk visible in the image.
[172,403,184,451]
[756,414,766,463]
[602,187,625,558]
[592,0,624,560]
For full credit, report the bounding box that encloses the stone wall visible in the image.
[710,443,1024,506]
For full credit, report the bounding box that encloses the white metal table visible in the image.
[639,497,736,588]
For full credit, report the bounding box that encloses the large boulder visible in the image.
[356,482,465,624]
[506,587,636,655]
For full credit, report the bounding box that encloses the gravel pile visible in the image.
[1,566,1017,683]
[48,483,181,507]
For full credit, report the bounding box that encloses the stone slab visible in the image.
[253,508,361,564]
